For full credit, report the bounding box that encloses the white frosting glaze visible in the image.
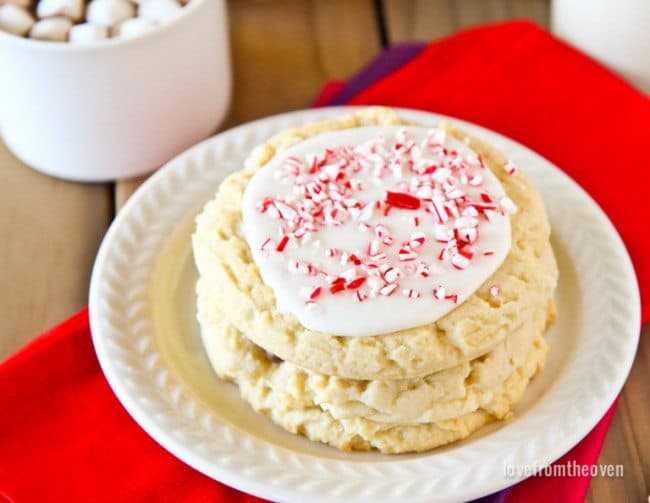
[241,126,514,337]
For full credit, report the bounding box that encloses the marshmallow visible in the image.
[1,0,189,42]
[0,4,34,36]
[29,16,72,41]
[86,0,135,27]
[114,16,156,38]
[69,22,109,43]
[0,0,34,9]
[138,0,181,23]
[37,0,85,22]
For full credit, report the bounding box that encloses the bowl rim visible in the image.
[0,0,209,52]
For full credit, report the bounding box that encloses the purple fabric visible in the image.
[327,43,425,105]
[321,42,511,503]
[471,487,512,503]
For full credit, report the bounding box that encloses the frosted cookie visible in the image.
[193,107,557,380]
[198,277,554,425]
[308,301,554,424]
[197,296,550,453]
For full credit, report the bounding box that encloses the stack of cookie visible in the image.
[193,107,558,453]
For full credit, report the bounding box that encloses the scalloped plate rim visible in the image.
[89,106,641,503]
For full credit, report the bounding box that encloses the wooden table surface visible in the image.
[1,1,647,501]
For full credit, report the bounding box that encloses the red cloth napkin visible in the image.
[0,309,266,503]
[1,21,647,503]
[345,21,650,321]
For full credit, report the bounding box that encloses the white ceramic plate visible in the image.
[89,107,641,503]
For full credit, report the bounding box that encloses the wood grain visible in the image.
[2,1,647,501]
[113,0,382,210]
[0,142,111,359]
[383,0,549,41]
[382,0,457,41]
[586,324,650,503]
[114,175,148,211]
[226,0,380,124]
[510,0,550,28]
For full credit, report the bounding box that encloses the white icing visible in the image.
[241,126,513,337]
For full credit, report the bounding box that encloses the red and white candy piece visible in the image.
[305,286,322,301]
[402,288,421,299]
[379,283,398,296]
[504,160,518,175]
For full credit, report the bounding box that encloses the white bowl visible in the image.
[0,0,231,181]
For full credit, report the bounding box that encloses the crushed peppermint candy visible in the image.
[249,128,514,304]
[241,125,513,337]
[504,160,518,175]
